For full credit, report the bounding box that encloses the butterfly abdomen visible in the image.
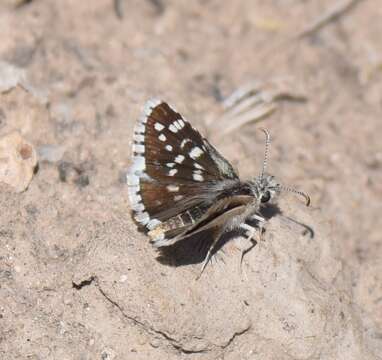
[148,203,211,246]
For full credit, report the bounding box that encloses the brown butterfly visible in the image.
[127,99,310,277]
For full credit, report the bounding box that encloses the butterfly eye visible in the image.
[261,191,271,203]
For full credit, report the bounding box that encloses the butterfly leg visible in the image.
[238,223,257,269]
[238,214,267,273]
[232,223,256,280]
[196,229,224,280]
[249,213,266,242]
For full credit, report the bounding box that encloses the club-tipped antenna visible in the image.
[260,128,271,180]
[279,185,311,206]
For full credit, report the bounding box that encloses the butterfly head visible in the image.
[250,173,281,204]
[253,128,310,207]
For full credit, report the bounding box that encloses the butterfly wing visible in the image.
[127,99,239,246]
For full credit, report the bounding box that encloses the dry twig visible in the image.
[297,0,363,38]
[210,78,307,139]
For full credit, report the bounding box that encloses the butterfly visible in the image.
[127,99,310,278]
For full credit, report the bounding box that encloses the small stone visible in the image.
[57,161,89,188]
[0,132,37,192]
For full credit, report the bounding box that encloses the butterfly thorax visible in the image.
[215,174,280,204]
[204,175,279,231]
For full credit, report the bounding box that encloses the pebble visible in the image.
[0,132,37,192]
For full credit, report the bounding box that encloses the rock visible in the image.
[72,202,382,358]
[57,161,90,188]
[0,132,37,192]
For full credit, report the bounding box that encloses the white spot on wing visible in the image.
[174,155,185,164]
[158,134,166,142]
[189,146,204,159]
[165,145,173,152]
[168,169,178,176]
[174,195,183,201]
[166,185,179,192]
[181,138,191,148]
[193,173,204,182]
[174,120,183,130]
[169,124,178,133]
[154,122,165,131]
[166,163,175,168]
[194,163,204,170]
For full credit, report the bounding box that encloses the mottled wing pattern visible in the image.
[127,99,239,246]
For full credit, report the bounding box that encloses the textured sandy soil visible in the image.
[0,1,381,359]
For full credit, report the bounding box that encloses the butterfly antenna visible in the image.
[279,185,311,206]
[259,128,271,180]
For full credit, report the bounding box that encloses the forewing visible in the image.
[127,99,239,245]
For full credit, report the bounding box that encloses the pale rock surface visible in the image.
[0,1,381,359]
[72,200,381,359]
[0,131,37,192]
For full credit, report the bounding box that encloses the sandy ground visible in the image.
[0,1,381,359]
